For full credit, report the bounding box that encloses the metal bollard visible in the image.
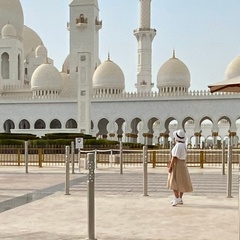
[143,146,148,196]
[152,151,156,168]
[71,141,75,174]
[222,140,226,175]
[227,143,232,198]
[200,150,204,168]
[238,156,240,240]
[87,153,97,240]
[78,149,81,172]
[24,141,28,173]
[65,146,70,195]
[120,141,123,174]
[94,149,97,169]
[38,148,43,168]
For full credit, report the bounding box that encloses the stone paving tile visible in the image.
[0,166,239,239]
[71,172,239,199]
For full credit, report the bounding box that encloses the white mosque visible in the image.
[0,0,240,148]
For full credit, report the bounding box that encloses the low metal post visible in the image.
[71,141,75,174]
[87,153,97,240]
[65,146,70,195]
[238,156,240,240]
[119,141,123,174]
[38,148,43,168]
[222,140,226,175]
[143,146,148,196]
[200,150,204,168]
[94,149,97,169]
[24,141,28,173]
[152,151,156,168]
[110,149,113,167]
[78,149,81,172]
[17,149,21,166]
[227,143,232,198]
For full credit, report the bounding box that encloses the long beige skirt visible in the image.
[167,160,193,193]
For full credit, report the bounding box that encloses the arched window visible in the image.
[1,52,9,79]
[65,119,77,129]
[50,119,62,129]
[3,119,15,133]
[34,119,46,129]
[19,119,30,129]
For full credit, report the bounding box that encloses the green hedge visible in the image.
[0,132,155,149]
[42,133,94,140]
[0,139,25,145]
[0,133,38,140]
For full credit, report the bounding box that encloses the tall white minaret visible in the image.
[69,0,102,134]
[134,0,156,93]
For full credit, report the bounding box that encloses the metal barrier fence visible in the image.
[0,144,239,168]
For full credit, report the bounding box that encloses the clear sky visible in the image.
[20,0,240,92]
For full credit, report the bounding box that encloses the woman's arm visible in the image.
[168,156,178,173]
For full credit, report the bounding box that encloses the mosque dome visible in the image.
[62,54,70,73]
[93,56,125,94]
[157,51,190,93]
[60,72,69,86]
[23,26,43,59]
[224,56,240,80]
[0,0,24,40]
[1,24,17,39]
[31,63,63,92]
[35,44,48,57]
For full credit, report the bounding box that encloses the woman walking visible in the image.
[167,129,193,206]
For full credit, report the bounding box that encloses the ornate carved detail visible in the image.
[194,132,201,137]
[160,133,169,138]
[143,133,153,138]
[229,132,236,137]
[212,132,218,137]
[76,14,88,24]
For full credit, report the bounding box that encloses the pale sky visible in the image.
[20,0,240,92]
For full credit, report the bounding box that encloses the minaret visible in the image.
[134,0,156,93]
[69,0,102,134]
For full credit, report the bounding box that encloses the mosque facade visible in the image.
[0,0,240,148]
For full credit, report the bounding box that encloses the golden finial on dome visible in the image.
[107,52,112,62]
[172,49,176,59]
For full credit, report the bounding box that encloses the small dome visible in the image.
[0,0,24,39]
[224,56,240,80]
[23,26,43,59]
[93,57,125,90]
[62,54,70,73]
[157,51,190,89]
[35,44,48,57]
[60,72,69,86]
[1,24,17,38]
[31,63,63,91]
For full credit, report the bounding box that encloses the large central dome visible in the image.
[157,51,190,93]
[0,0,24,40]
[23,26,43,59]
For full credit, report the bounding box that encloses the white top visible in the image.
[171,142,187,160]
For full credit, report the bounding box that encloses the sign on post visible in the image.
[75,138,84,172]
[75,138,84,149]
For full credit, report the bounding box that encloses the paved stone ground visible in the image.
[0,166,239,240]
